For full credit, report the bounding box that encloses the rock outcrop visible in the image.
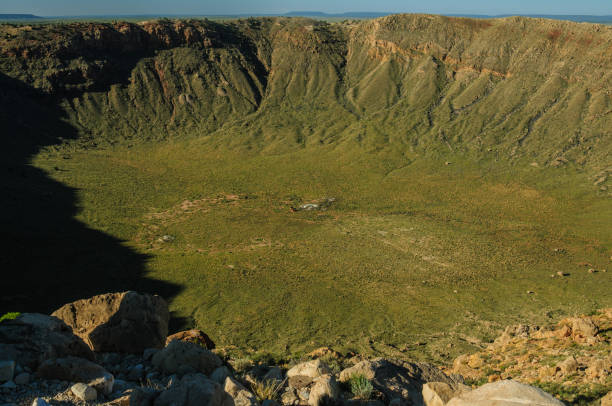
[51,291,169,353]
[152,339,223,376]
[340,358,464,405]
[0,313,93,369]
[446,380,565,405]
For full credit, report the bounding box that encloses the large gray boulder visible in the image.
[0,313,93,369]
[446,380,565,406]
[52,291,169,353]
[36,356,114,395]
[154,373,233,406]
[339,358,463,405]
[152,340,223,376]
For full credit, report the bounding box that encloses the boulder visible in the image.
[152,340,222,376]
[71,382,97,401]
[287,360,330,379]
[37,356,114,395]
[308,375,339,406]
[52,291,169,353]
[154,373,233,406]
[339,358,462,405]
[601,391,612,406]
[110,387,160,406]
[166,329,215,350]
[210,366,232,384]
[0,313,93,369]
[446,380,564,406]
[422,382,470,406]
[224,376,259,406]
[0,360,15,382]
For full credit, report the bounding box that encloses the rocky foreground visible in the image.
[0,292,610,406]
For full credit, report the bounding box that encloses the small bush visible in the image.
[349,373,373,400]
[0,312,20,323]
[250,378,286,402]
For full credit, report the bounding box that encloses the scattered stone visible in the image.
[166,329,215,350]
[556,271,567,277]
[159,235,175,243]
[287,359,331,379]
[0,360,15,382]
[558,356,579,375]
[446,380,564,405]
[52,291,169,353]
[71,382,97,401]
[37,356,114,395]
[152,340,222,376]
[308,375,339,406]
[154,373,232,406]
[0,313,93,369]
[224,376,258,406]
[14,372,30,385]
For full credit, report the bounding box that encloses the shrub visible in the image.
[250,378,286,402]
[0,312,20,323]
[349,373,373,400]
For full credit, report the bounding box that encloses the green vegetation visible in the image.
[0,15,610,363]
[533,381,610,405]
[0,312,20,323]
[349,374,374,399]
[250,378,286,402]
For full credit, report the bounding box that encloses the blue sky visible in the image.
[2,0,612,17]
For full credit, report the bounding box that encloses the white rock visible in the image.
[0,360,15,382]
[71,383,97,401]
[446,380,564,406]
[287,360,330,379]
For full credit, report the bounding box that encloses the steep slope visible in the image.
[0,15,610,173]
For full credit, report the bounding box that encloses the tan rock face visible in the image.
[52,291,169,353]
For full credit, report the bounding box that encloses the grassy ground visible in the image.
[31,138,612,363]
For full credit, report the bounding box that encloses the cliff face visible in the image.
[0,15,610,169]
